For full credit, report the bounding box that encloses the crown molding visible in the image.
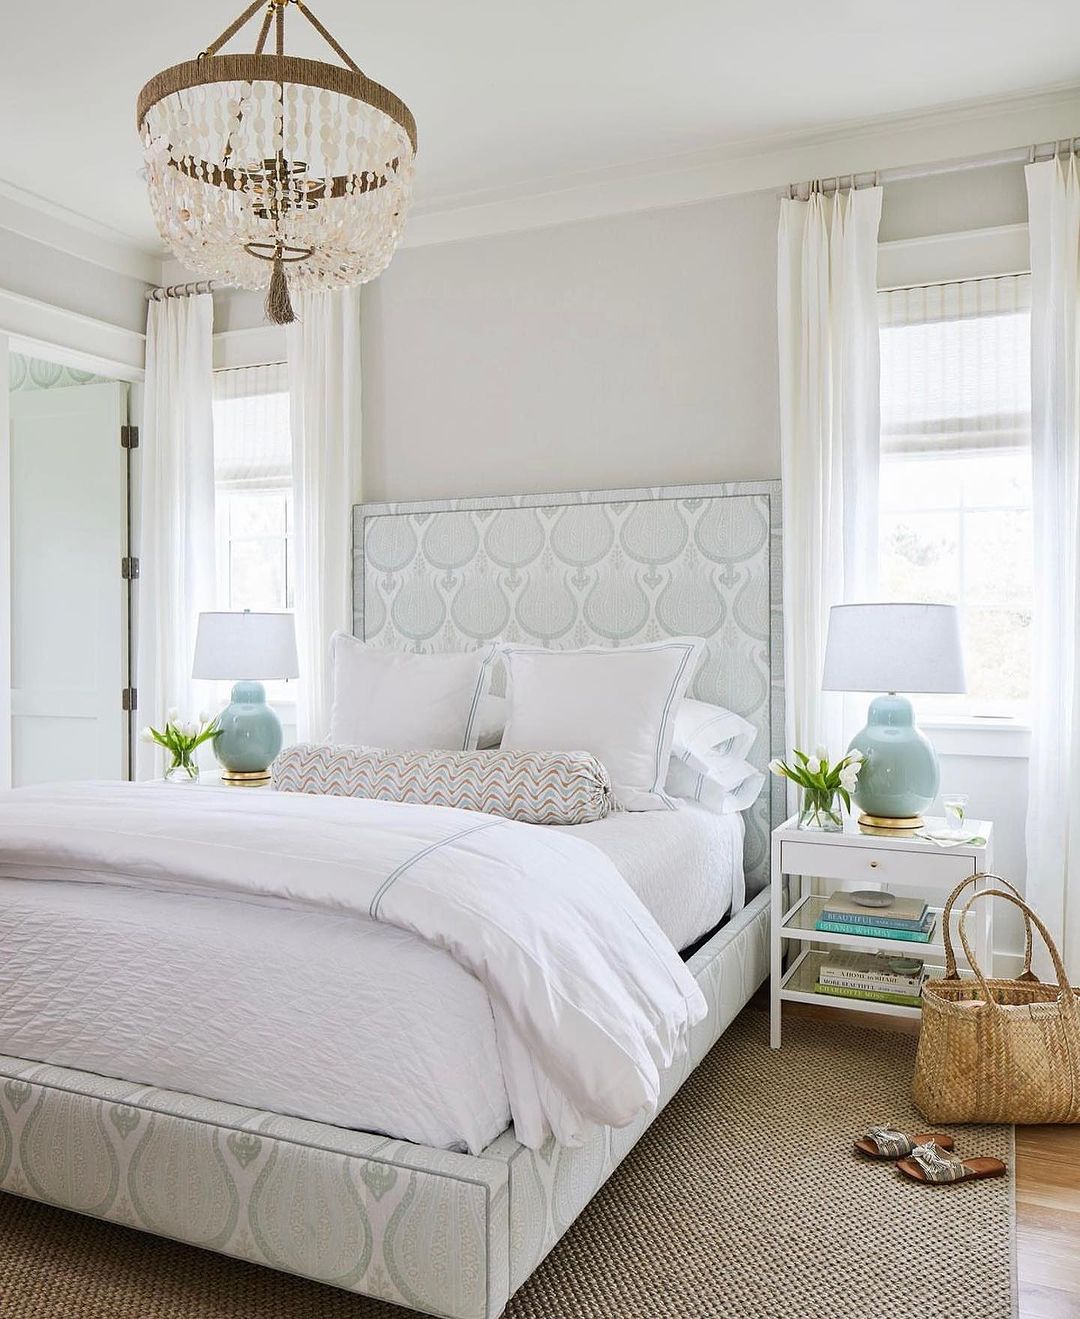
[403,80,1080,249]
[3,78,1079,277]
[0,289,145,380]
[0,180,162,284]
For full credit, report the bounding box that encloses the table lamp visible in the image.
[192,610,299,786]
[821,603,965,833]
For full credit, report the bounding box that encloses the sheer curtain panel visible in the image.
[1025,157,1080,973]
[135,293,216,779]
[287,288,362,741]
[777,185,883,759]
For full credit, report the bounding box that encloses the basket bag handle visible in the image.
[940,873,1038,982]
[957,888,1078,1009]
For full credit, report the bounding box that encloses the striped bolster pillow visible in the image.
[272,743,616,825]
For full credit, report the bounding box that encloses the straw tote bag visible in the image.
[913,874,1080,1125]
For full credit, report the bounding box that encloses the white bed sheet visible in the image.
[0,799,741,1153]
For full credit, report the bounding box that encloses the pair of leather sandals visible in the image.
[855,1127,1007,1185]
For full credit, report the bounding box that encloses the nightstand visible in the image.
[769,815,994,1048]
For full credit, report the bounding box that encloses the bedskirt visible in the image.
[0,887,770,1319]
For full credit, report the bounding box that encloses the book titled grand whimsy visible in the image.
[821,890,929,931]
[815,912,936,943]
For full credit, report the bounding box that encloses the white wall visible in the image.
[360,189,781,501]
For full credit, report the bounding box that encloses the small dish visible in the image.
[848,889,895,908]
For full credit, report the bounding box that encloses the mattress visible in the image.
[0,796,742,1154]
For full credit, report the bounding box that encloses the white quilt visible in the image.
[0,783,706,1151]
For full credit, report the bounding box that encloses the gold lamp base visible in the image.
[858,812,923,836]
[220,768,272,787]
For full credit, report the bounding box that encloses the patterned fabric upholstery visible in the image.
[352,483,785,893]
[271,742,616,825]
[0,889,771,1319]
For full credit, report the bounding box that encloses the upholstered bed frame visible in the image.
[0,481,782,1319]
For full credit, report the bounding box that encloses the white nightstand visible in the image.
[769,815,994,1048]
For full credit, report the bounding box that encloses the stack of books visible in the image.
[814,949,927,1007]
[815,891,936,943]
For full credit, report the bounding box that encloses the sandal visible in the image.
[896,1140,1007,1185]
[854,1126,955,1159]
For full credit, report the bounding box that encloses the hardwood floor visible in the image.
[765,999,1080,1318]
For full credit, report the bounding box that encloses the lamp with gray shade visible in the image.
[192,611,299,786]
[821,602,966,833]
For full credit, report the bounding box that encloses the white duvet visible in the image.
[0,783,707,1151]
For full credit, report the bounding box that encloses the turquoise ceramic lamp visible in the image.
[192,611,299,786]
[821,603,966,833]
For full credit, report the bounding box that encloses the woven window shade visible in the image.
[879,274,1031,457]
[212,363,291,489]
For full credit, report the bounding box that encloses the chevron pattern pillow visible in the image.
[271,743,616,825]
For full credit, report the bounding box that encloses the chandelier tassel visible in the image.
[265,250,296,325]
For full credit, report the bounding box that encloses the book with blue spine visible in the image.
[815,912,936,943]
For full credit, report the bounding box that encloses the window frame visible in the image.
[876,263,1034,732]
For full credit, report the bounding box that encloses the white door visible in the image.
[9,382,129,785]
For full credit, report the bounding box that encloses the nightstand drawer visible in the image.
[779,839,975,890]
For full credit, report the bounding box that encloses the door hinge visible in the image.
[121,688,138,712]
[121,424,139,450]
[121,556,140,580]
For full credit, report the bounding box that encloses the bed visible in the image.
[0,480,782,1319]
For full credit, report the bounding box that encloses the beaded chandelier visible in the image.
[137,0,417,324]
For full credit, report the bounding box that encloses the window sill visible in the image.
[921,717,1031,760]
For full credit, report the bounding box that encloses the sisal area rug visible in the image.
[0,1012,1014,1319]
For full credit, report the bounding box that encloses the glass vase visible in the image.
[798,790,843,832]
[164,753,200,784]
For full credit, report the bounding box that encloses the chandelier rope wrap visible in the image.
[137,0,417,323]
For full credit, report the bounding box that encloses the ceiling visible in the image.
[3,0,1080,258]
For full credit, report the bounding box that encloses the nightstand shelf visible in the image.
[780,950,927,1020]
[781,894,949,958]
[769,814,993,1048]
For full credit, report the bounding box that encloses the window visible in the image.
[211,364,296,702]
[878,275,1032,720]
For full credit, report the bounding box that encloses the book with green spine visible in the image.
[814,981,923,1008]
[815,915,936,943]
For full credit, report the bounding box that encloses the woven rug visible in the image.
[0,1011,1014,1319]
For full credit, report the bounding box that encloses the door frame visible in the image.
[1,332,144,788]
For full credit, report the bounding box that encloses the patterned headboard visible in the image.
[352,482,784,892]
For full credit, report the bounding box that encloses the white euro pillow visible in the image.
[500,638,704,811]
[329,633,498,751]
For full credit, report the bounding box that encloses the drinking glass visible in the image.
[942,793,969,836]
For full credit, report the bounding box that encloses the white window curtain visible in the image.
[1024,156,1080,974]
[212,363,291,490]
[286,287,362,741]
[777,185,883,759]
[135,293,216,779]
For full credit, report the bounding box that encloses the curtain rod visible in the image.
[145,280,221,301]
[788,140,1080,198]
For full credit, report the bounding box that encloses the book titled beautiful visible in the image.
[821,891,929,931]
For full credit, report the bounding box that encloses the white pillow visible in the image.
[329,633,498,751]
[474,694,507,749]
[500,638,704,811]
[665,749,765,815]
[671,698,757,761]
